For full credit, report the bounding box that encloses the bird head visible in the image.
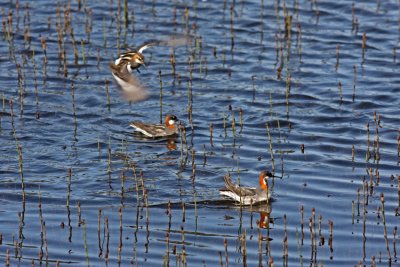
[132,53,146,67]
[259,171,273,190]
[165,114,179,130]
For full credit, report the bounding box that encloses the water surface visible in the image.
[0,0,399,266]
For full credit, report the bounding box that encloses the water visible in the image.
[0,0,399,266]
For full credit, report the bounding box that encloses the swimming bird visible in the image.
[109,36,188,102]
[219,171,272,205]
[130,114,179,138]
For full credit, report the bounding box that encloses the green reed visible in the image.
[224,238,229,266]
[335,44,340,71]
[81,39,87,64]
[231,110,236,143]
[380,193,392,261]
[209,123,213,146]
[296,227,303,265]
[118,206,123,263]
[37,191,44,262]
[223,112,227,137]
[203,144,207,166]
[31,47,39,112]
[328,220,333,256]
[366,123,371,161]
[283,214,288,265]
[239,108,243,133]
[84,220,90,266]
[131,163,140,203]
[362,32,367,62]
[6,249,10,266]
[159,70,163,123]
[66,168,71,208]
[10,100,26,208]
[16,63,23,114]
[164,233,170,265]
[179,126,184,166]
[353,65,357,101]
[103,17,107,48]
[105,79,110,111]
[78,201,82,226]
[2,93,4,112]
[107,136,111,174]
[70,28,79,64]
[242,229,247,264]
[194,192,198,229]
[191,149,196,181]
[266,123,275,172]
[6,10,13,59]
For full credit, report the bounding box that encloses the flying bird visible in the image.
[110,36,189,102]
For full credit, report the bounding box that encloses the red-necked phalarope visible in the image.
[220,171,272,205]
[130,114,179,138]
[110,36,188,102]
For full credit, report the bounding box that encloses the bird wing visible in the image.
[222,174,257,197]
[116,51,139,63]
[136,41,163,53]
[135,35,190,53]
[109,61,149,102]
[130,122,166,137]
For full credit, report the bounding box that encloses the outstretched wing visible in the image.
[135,35,190,53]
[109,61,149,102]
[136,40,163,53]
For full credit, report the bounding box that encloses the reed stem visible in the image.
[266,123,275,172]
[159,70,163,123]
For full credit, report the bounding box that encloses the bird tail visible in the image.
[223,173,237,192]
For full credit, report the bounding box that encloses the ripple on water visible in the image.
[0,0,399,266]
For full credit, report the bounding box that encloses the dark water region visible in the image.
[0,0,399,266]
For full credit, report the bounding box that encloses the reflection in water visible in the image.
[250,203,272,230]
[221,201,273,266]
[131,132,178,151]
[166,138,177,151]
[223,201,272,229]
[258,211,271,229]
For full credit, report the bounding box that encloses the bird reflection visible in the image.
[130,133,178,151]
[249,203,272,229]
[166,138,177,151]
[258,211,272,229]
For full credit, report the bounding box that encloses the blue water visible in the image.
[0,0,399,266]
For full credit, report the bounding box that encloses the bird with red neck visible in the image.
[219,171,272,205]
[130,114,179,138]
